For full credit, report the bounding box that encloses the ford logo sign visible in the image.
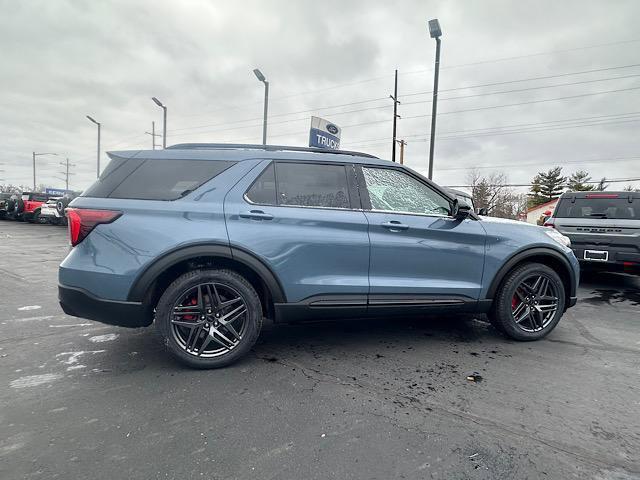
[326,124,339,135]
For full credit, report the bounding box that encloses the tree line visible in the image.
[468,168,638,219]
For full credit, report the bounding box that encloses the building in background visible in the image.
[526,198,559,225]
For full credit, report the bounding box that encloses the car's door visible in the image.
[356,164,486,307]
[224,159,370,316]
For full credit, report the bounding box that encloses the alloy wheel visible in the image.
[511,274,560,333]
[170,282,248,357]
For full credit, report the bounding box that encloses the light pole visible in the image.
[253,69,269,145]
[427,18,442,180]
[152,97,167,149]
[86,115,101,178]
[32,152,58,191]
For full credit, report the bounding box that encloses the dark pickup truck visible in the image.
[545,191,639,272]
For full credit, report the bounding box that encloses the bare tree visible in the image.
[467,169,520,218]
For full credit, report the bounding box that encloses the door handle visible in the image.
[381,220,409,231]
[239,210,274,221]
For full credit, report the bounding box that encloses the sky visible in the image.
[1,0,639,193]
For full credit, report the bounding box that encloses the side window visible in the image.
[361,167,451,216]
[245,162,276,205]
[275,162,350,209]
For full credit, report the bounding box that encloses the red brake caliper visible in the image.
[183,297,198,321]
[511,295,518,312]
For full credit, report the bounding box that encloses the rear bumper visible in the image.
[571,246,640,265]
[58,284,151,328]
[39,206,61,218]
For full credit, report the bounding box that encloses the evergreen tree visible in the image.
[528,167,565,206]
[528,174,544,207]
[567,170,594,191]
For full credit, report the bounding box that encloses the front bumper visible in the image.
[58,284,151,328]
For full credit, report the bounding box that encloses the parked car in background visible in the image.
[5,192,52,222]
[545,191,639,273]
[39,193,76,225]
[0,192,13,219]
[59,144,578,368]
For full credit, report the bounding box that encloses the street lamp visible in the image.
[32,152,58,191]
[427,18,442,180]
[86,115,101,178]
[152,97,167,149]
[253,69,269,145]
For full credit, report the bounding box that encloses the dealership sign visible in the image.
[45,188,71,196]
[309,116,341,150]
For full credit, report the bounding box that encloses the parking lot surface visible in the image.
[1,220,639,480]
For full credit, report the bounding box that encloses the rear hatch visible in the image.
[551,193,640,264]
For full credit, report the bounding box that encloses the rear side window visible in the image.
[83,159,235,200]
[245,162,351,209]
[276,163,350,208]
[555,196,637,219]
[245,162,276,205]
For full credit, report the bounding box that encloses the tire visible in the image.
[155,269,263,368]
[489,262,565,341]
[6,197,16,213]
[31,210,45,224]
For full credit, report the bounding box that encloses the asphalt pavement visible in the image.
[1,220,639,480]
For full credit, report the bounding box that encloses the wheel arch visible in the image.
[127,243,286,318]
[486,247,576,302]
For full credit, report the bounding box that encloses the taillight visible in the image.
[543,219,555,228]
[66,208,122,246]
[585,193,619,199]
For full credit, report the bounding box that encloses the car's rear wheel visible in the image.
[155,269,262,368]
[490,262,565,341]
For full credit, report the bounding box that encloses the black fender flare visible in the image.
[127,243,286,303]
[485,247,577,299]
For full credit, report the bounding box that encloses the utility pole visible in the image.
[396,139,407,165]
[59,158,76,191]
[427,19,442,180]
[390,69,400,163]
[145,121,161,150]
[32,152,57,191]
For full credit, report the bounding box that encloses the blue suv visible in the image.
[59,144,579,368]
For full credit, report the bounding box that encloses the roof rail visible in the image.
[166,143,379,159]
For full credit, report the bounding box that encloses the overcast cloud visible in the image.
[1,0,639,192]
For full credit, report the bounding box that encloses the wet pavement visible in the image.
[1,221,639,479]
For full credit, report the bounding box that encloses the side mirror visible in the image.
[452,199,472,219]
[476,207,488,216]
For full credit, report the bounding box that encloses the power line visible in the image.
[168,84,640,141]
[400,85,640,121]
[175,38,640,120]
[402,73,640,105]
[445,177,640,188]
[344,111,640,146]
[345,113,640,147]
[402,63,640,98]
[438,155,640,172]
[168,66,640,136]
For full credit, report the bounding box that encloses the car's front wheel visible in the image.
[490,262,565,341]
[155,269,263,368]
